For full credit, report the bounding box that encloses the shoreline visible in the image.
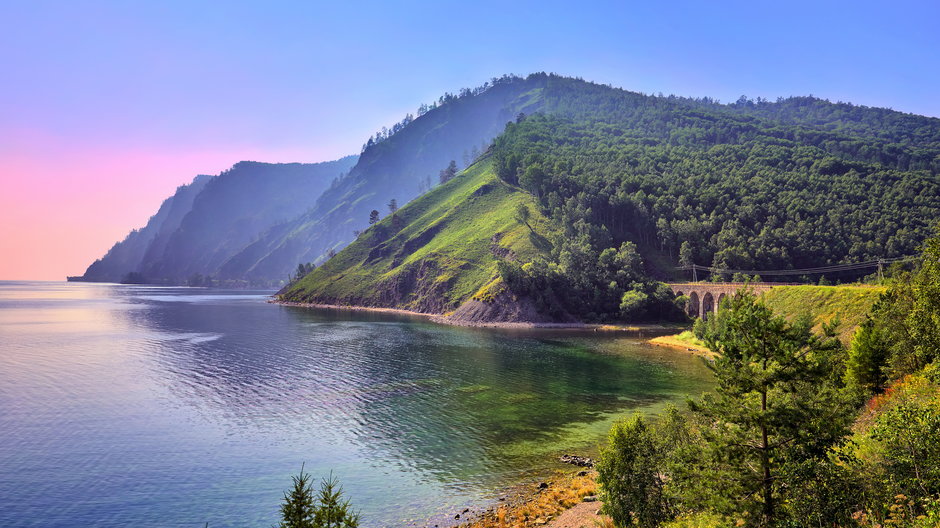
[270,298,684,333]
[273,297,701,527]
[271,299,439,320]
[648,334,715,359]
[450,468,602,528]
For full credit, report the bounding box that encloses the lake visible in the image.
[0,281,713,527]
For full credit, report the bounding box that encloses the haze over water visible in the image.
[0,282,713,527]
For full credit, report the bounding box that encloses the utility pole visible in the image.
[692,263,698,282]
[877,259,884,283]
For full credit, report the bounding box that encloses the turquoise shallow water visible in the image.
[0,281,712,527]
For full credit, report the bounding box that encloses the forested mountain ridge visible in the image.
[280,156,560,319]
[283,73,940,323]
[220,75,549,281]
[141,158,357,283]
[72,157,357,284]
[503,75,940,274]
[74,174,211,283]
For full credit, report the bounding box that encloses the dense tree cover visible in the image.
[496,240,683,322]
[851,230,940,384]
[722,96,940,167]
[598,232,940,527]
[488,75,939,320]
[492,76,940,283]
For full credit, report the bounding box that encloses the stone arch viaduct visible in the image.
[667,282,791,319]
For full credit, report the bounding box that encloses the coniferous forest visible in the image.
[10,3,940,528]
[494,75,938,279]
[593,232,940,528]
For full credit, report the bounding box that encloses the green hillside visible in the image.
[761,284,886,344]
[282,74,940,324]
[224,76,548,282]
[281,157,555,315]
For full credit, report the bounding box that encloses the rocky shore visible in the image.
[271,298,679,333]
[448,468,603,528]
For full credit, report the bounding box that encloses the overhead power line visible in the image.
[676,255,920,277]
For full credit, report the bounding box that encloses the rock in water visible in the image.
[560,454,595,467]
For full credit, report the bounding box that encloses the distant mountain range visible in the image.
[279,73,940,323]
[76,73,940,324]
[72,74,545,286]
[71,158,356,285]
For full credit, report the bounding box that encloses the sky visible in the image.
[1,0,938,280]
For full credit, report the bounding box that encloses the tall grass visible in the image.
[463,474,598,528]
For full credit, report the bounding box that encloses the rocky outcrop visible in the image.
[443,290,574,325]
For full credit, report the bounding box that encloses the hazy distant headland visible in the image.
[74,73,940,328]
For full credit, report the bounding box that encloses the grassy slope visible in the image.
[649,331,714,358]
[653,285,885,353]
[281,157,555,313]
[761,285,886,344]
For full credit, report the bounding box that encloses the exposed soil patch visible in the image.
[443,290,571,326]
[545,502,604,528]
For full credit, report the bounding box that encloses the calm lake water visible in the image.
[0,281,713,527]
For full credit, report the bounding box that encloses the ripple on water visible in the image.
[0,282,713,527]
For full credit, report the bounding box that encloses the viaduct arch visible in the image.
[668,282,782,319]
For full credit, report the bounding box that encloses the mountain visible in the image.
[279,155,559,321]
[218,75,548,281]
[281,73,940,324]
[140,158,357,283]
[74,174,212,283]
[73,157,357,285]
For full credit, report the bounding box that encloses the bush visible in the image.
[845,316,890,392]
[846,373,940,521]
[660,511,728,528]
[869,392,940,497]
[596,414,670,528]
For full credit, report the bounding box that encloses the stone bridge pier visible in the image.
[667,282,779,319]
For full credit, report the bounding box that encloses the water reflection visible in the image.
[0,282,712,527]
[125,290,712,486]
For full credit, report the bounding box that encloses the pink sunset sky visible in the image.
[3,1,938,281]
[0,135,343,281]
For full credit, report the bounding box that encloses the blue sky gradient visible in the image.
[1,0,938,279]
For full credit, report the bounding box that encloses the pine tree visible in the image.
[277,465,316,528]
[678,241,694,268]
[692,291,849,527]
[313,472,360,528]
[514,203,530,228]
[439,160,458,184]
[844,316,889,391]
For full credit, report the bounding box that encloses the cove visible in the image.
[0,282,713,527]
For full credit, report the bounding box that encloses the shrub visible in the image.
[596,414,669,528]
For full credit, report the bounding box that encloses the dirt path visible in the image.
[545,501,604,528]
